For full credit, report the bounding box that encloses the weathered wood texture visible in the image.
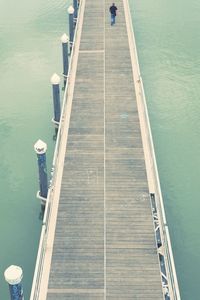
[46,0,163,299]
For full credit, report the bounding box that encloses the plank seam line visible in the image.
[103,0,106,298]
[79,50,104,53]
[48,288,104,294]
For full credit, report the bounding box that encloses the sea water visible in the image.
[0,0,70,298]
[0,0,199,298]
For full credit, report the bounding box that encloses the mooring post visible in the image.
[50,73,61,126]
[34,139,48,208]
[73,0,78,24]
[4,265,24,300]
[68,5,74,53]
[61,33,69,87]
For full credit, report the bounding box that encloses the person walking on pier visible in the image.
[109,3,118,25]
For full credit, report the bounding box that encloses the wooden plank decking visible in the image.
[44,0,164,299]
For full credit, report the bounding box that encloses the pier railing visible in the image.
[29,1,84,299]
[139,75,181,300]
[124,0,181,299]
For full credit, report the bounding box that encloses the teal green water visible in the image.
[130,0,200,299]
[0,0,199,299]
[0,0,70,298]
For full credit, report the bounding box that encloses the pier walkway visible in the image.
[31,0,180,299]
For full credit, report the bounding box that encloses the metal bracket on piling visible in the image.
[51,118,60,127]
[69,41,74,53]
[49,166,55,188]
[62,73,69,79]
[36,191,47,203]
[73,19,77,28]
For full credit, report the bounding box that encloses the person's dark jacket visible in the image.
[109,5,117,16]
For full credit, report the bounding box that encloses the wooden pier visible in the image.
[30,0,180,299]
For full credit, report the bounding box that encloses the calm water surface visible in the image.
[0,0,70,298]
[0,0,199,299]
